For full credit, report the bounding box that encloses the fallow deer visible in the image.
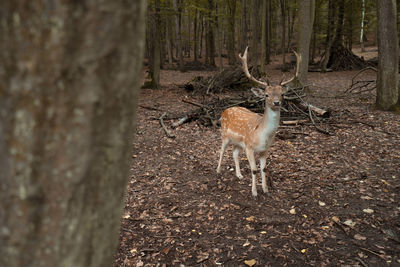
[216,47,300,197]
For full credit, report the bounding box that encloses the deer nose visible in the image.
[273,101,281,106]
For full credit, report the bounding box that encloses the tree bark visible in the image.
[173,0,184,71]
[298,0,315,84]
[360,0,366,52]
[149,0,161,89]
[261,0,268,72]
[280,0,287,70]
[227,0,237,65]
[241,0,248,53]
[376,0,399,110]
[251,0,261,66]
[0,1,146,266]
[194,3,199,62]
[206,0,216,66]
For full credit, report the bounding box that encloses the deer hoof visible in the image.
[236,173,243,179]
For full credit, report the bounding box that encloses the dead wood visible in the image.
[184,65,264,94]
[159,112,175,139]
[176,84,331,135]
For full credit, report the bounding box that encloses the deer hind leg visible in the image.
[245,148,258,197]
[216,138,230,173]
[260,155,269,194]
[233,146,243,179]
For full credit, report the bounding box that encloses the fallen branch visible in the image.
[159,112,175,139]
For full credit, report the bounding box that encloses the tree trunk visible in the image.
[227,0,237,65]
[298,0,315,84]
[266,0,272,64]
[149,0,161,89]
[280,0,287,70]
[261,0,267,73]
[376,0,399,110]
[199,14,204,58]
[360,0,366,52]
[207,0,216,66]
[173,0,184,71]
[166,12,174,68]
[194,5,199,62]
[241,0,248,52]
[321,0,337,71]
[215,3,223,69]
[251,0,261,66]
[0,1,146,266]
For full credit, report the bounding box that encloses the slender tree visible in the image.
[261,0,268,72]
[297,0,315,84]
[227,0,237,65]
[251,0,262,66]
[376,0,399,110]
[0,0,146,266]
[173,0,184,71]
[280,0,287,69]
[241,0,248,52]
[148,0,161,89]
[360,0,366,52]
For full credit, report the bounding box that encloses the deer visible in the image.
[216,46,301,198]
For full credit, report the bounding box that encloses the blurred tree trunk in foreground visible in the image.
[0,1,146,266]
[376,0,399,110]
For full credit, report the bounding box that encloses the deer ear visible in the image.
[251,87,265,98]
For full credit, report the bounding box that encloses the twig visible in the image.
[355,257,368,267]
[159,112,175,139]
[359,247,386,261]
[182,99,206,108]
[139,105,164,112]
[308,107,331,135]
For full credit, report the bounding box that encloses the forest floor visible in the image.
[114,50,400,266]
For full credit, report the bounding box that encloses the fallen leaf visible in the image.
[246,216,255,222]
[363,208,374,214]
[361,195,373,200]
[319,201,326,207]
[354,234,367,240]
[243,240,250,247]
[290,208,296,214]
[301,249,307,253]
[332,216,340,222]
[123,214,131,219]
[343,219,356,227]
[244,259,257,266]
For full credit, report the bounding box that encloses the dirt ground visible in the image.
[114,52,400,266]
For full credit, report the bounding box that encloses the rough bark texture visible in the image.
[298,0,315,84]
[0,1,146,266]
[250,0,261,66]
[227,0,237,65]
[376,0,399,110]
[240,0,248,53]
[149,0,161,89]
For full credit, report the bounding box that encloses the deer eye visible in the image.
[265,94,269,98]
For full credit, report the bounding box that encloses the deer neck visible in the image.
[258,106,280,137]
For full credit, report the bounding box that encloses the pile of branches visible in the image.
[327,45,370,71]
[161,85,331,138]
[183,66,263,94]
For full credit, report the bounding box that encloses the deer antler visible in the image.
[281,50,301,86]
[239,47,269,87]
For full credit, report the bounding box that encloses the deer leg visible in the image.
[245,148,258,197]
[216,138,230,173]
[260,156,269,194]
[233,147,243,179]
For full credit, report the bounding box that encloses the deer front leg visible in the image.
[233,147,243,179]
[260,156,268,194]
[246,148,258,197]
